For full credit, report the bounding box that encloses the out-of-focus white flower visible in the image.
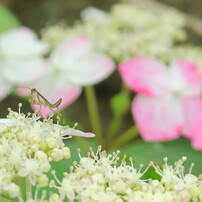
[166,45,202,68]
[42,3,186,62]
[19,36,115,115]
[0,27,49,99]
[81,7,109,23]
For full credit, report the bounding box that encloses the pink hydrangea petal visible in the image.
[0,27,49,57]
[181,98,202,139]
[3,58,48,85]
[64,128,95,138]
[31,85,82,116]
[132,94,183,141]
[173,60,202,96]
[118,57,168,95]
[16,87,31,96]
[191,133,202,150]
[66,54,115,85]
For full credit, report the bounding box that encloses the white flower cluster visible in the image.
[0,106,201,201]
[166,45,202,68]
[42,2,186,62]
[0,104,94,201]
[51,147,202,202]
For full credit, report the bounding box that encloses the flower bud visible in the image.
[46,137,57,149]
[51,148,63,162]
[62,147,71,159]
[7,183,20,198]
[37,174,49,188]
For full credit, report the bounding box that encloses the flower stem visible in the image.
[106,114,122,141]
[110,126,139,148]
[26,177,32,200]
[106,82,131,144]
[84,86,103,144]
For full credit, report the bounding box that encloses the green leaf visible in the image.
[110,92,130,116]
[119,137,202,175]
[0,5,21,33]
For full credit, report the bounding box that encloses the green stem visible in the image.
[121,82,131,95]
[0,196,11,202]
[106,82,132,144]
[110,126,139,148]
[26,177,32,200]
[84,86,103,144]
[106,114,122,141]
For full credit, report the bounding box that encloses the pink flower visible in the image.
[119,56,202,150]
[18,36,115,115]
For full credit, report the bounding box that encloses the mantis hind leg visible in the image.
[35,95,43,113]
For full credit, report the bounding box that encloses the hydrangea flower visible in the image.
[119,56,202,149]
[51,146,149,201]
[42,2,186,62]
[19,36,115,115]
[51,147,202,201]
[0,104,95,201]
[0,27,49,99]
[0,104,95,184]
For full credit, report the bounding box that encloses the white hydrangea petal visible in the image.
[3,58,48,85]
[81,7,109,23]
[50,36,115,86]
[0,27,49,57]
[51,36,92,71]
[66,54,115,85]
[64,128,95,138]
[0,71,12,100]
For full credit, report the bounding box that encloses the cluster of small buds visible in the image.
[0,168,20,198]
[50,146,150,201]
[0,103,94,201]
[50,147,202,202]
[151,157,202,200]
[165,45,202,68]
[42,2,186,62]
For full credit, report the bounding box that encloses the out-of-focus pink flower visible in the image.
[0,27,49,99]
[21,36,115,115]
[119,56,202,150]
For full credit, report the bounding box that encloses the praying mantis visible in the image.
[28,88,62,115]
